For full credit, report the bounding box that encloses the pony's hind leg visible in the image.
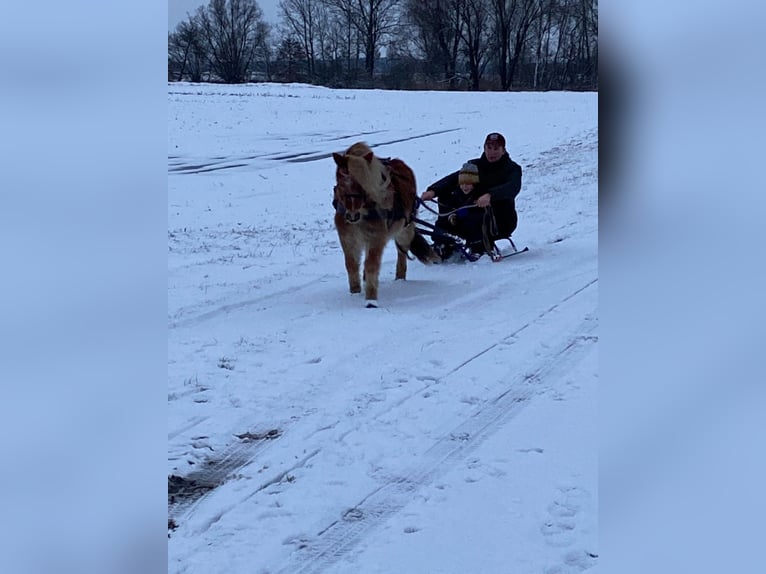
[397,224,439,265]
[394,242,408,280]
[393,225,416,279]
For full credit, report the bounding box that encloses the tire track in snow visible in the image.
[283,128,462,163]
[168,430,284,529]
[183,448,321,538]
[350,276,598,428]
[167,128,461,174]
[445,276,597,375]
[168,273,334,329]
[276,296,597,574]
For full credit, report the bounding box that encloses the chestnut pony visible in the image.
[332,142,437,307]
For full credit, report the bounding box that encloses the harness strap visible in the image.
[377,158,417,227]
[366,203,408,226]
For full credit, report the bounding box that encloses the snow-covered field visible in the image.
[168,83,598,573]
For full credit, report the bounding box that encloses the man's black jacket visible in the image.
[429,152,521,201]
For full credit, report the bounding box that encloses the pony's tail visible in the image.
[409,230,440,264]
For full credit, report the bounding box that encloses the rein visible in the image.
[414,200,500,260]
[417,197,480,217]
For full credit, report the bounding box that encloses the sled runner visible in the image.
[486,237,529,262]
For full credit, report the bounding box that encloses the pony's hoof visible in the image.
[365,300,378,308]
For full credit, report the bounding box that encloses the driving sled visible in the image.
[418,146,527,262]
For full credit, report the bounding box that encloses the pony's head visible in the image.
[333,152,368,223]
[333,142,391,206]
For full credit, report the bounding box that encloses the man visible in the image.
[421,132,522,258]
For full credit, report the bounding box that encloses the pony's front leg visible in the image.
[344,250,362,294]
[363,243,385,307]
[336,223,362,294]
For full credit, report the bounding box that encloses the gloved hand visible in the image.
[448,206,470,226]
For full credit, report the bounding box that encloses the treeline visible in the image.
[168,0,597,91]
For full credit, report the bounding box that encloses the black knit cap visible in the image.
[484,132,506,147]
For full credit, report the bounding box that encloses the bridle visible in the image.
[333,169,371,223]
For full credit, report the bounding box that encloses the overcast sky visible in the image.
[169,0,281,31]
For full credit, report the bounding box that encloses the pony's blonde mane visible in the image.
[343,142,392,206]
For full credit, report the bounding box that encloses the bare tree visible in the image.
[322,0,363,84]
[168,16,208,82]
[324,0,401,81]
[574,0,597,88]
[507,0,541,88]
[533,0,596,90]
[459,0,491,90]
[278,0,328,81]
[311,2,336,82]
[540,0,568,88]
[195,0,270,83]
[529,0,554,89]
[404,0,465,89]
[489,0,514,89]
[356,0,401,79]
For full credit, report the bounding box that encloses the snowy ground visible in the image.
[168,83,598,574]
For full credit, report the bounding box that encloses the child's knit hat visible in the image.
[458,162,480,185]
